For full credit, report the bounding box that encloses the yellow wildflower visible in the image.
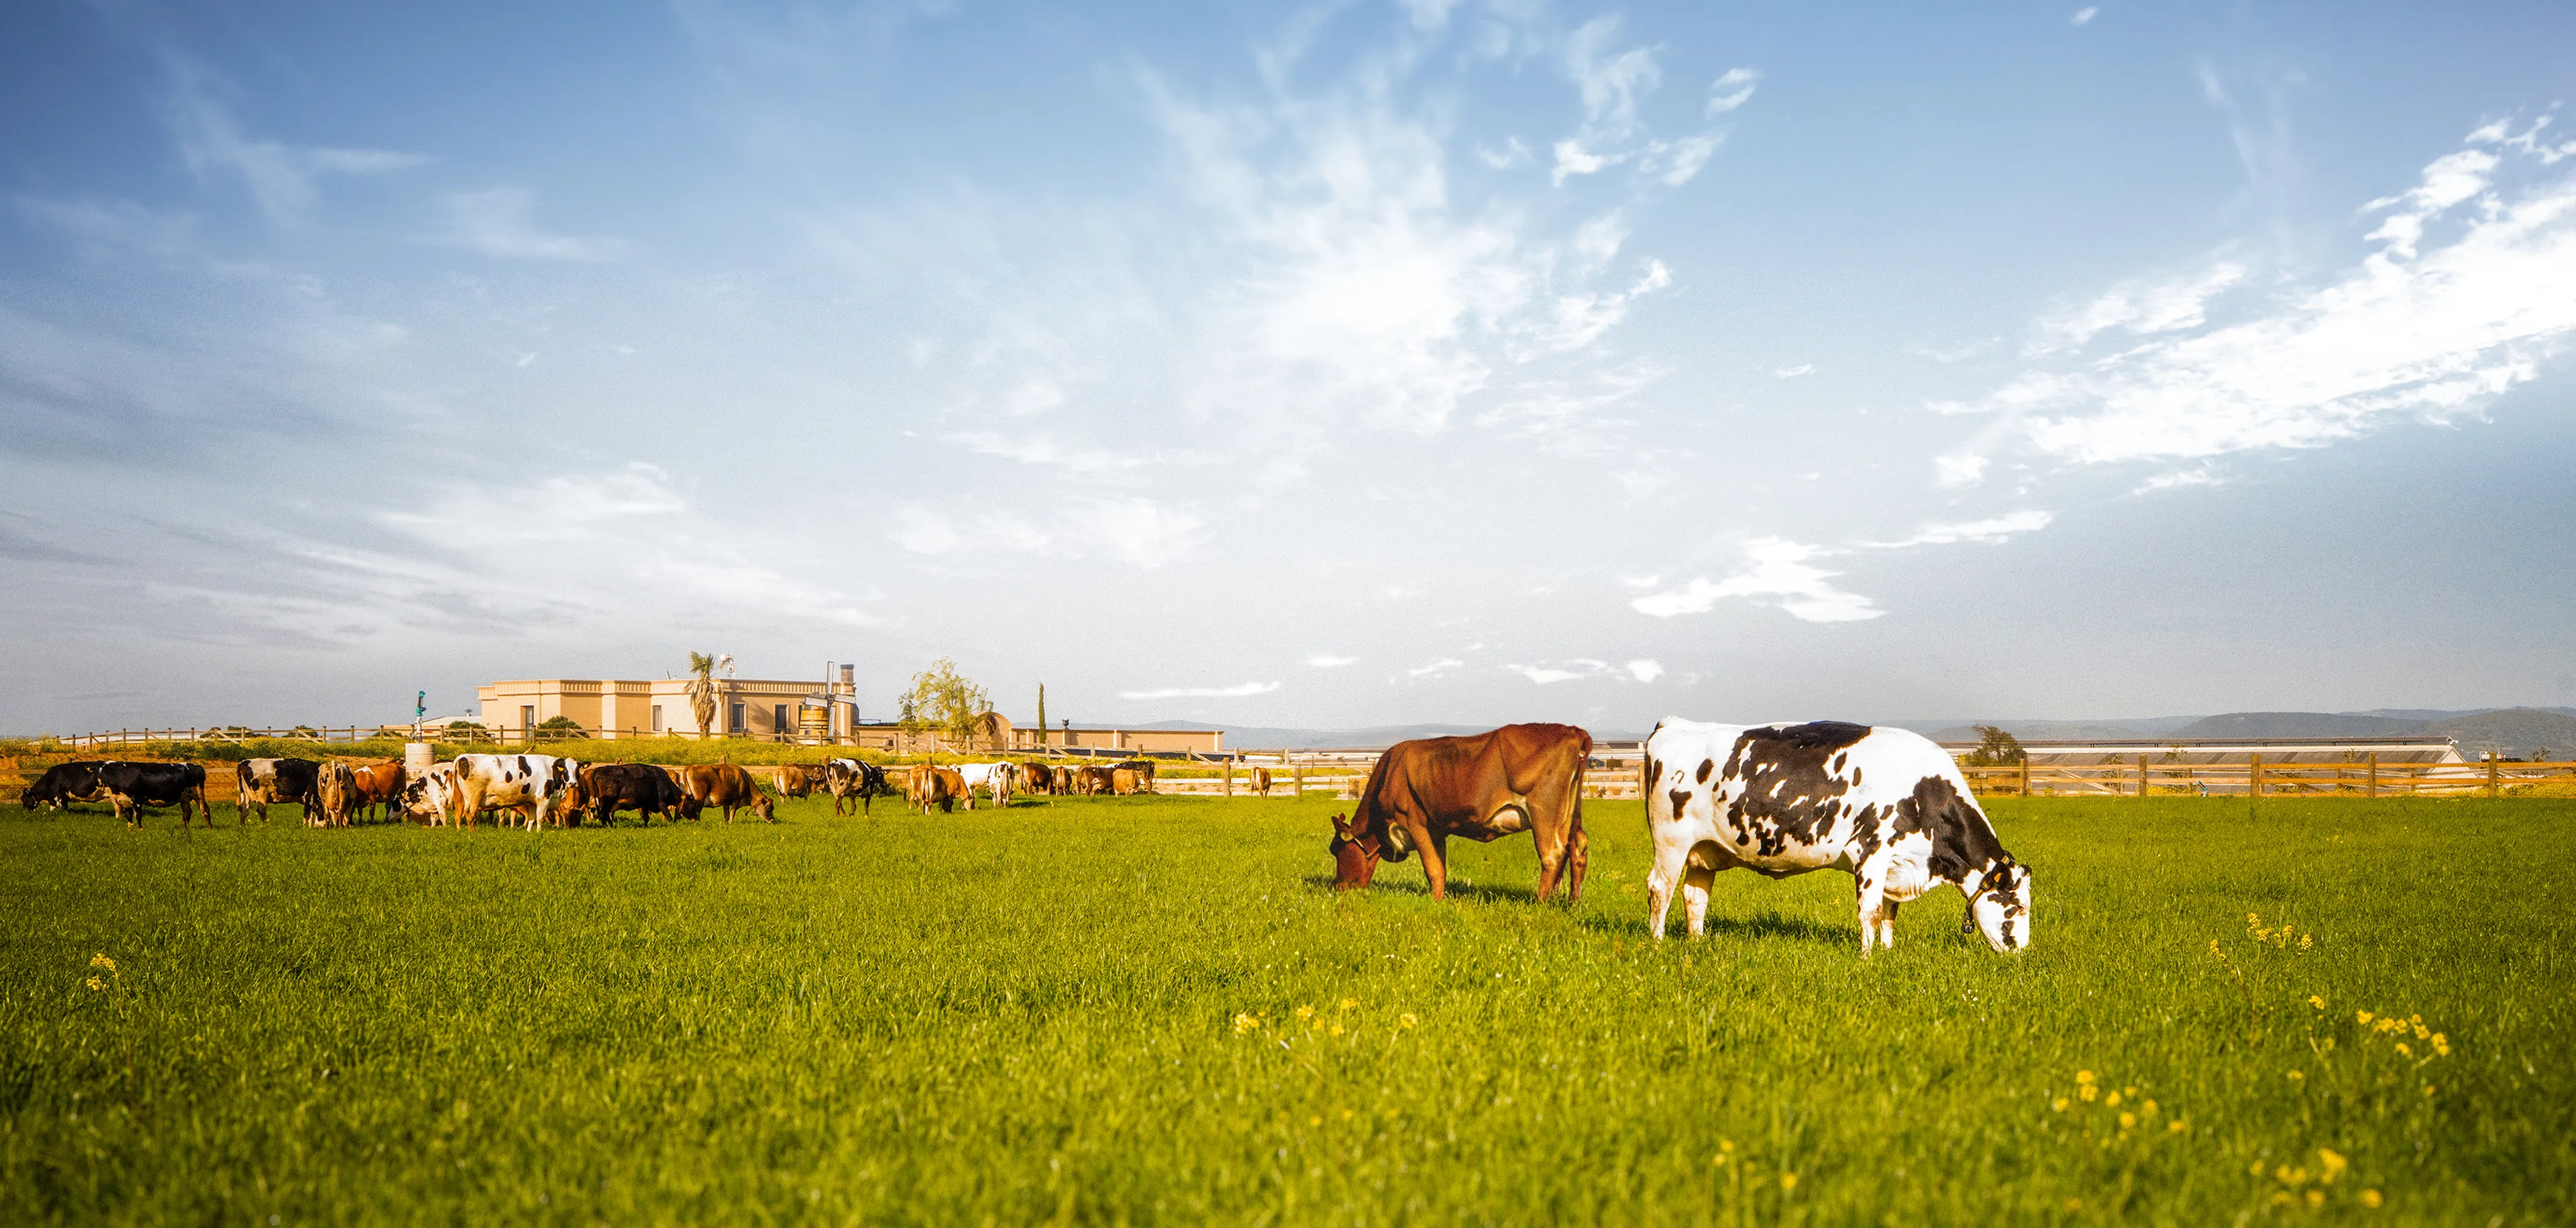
[2123,1085,2137,1097]
[2431,1033,2449,1056]
[2169,1119,2188,1133]
[1719,1139,1735,1154]
[2318,1148,2347,1182]
[1779,1172,1798,1192]
[1328,1023,1344,1037]
[2308,995,2326,1010]
[2356,1010,2373,1025]
[2288,1070,2304,1082]
[1295,1005,1315,1021]
[1399,1013,1417,1029]
[2079,1084,2098,1102]
[89,954,115,972]
[2410,1014,2423,1025]
[84,976,104,992]
[2361,1189,2383,1209]
[1232,1013,1260,1035]
[2118,1112,2137,1129]
[2298,933,2312,950]
[2424,1084,2436,1097]
[2075,1070,2095,1084]
[2051,1097,2068,1113]
[2142,1098,2159,1117]
[2250,1163,2266,1178]
[2306,1190,2325,1208]
[1338,998,1357,1011]
[2105,1090,2123,1107]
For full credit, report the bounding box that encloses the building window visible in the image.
[773,704,790,735]
[521,706,536,729]
[729,703,746,733]
[651,705,663,733]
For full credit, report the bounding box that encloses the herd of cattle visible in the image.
[18,718,2031,956]
[14,753,1172,830]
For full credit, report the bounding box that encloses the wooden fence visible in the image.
[38,729,2576,801]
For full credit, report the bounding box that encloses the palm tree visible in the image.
[685,651,728,738]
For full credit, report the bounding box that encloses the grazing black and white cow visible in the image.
[19,761,107,811]
[97,761,213,828]
[235,758,322,824]
[449,754,580,831]
[1644,719,2032,956]
[823,758,891,816]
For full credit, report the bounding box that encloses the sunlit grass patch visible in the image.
[0,793,2567,1223]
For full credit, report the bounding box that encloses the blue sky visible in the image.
[3,0,2573,734]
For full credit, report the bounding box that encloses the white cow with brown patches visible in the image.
[1644,718,2031,956]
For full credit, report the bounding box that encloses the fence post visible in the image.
[2137,754,2149,798]
[2488,751,2500,799]
[2366,752,2378,798]
[1223,760,1233,797]
[1293,758,1305,797]
[2249,753,2263,799]
[2018,756,2031,797]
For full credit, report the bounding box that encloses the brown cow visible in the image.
[1328,723,1591,903]
[1021,762,1056,796]
[1077,764,1116,795]
[1110,767,1139,796]
[676,764,775,823]
[908,764,967,814]
[316,760,361,828]
[350,762,407,823]
[774,764,817,799]
[1248,765,1273,796]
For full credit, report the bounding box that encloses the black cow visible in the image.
[98,762,212,827]
[235,758,322,824]
[580,763,688,826]
[20,761,107,811]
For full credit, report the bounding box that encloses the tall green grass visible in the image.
[0,795,2564,1225]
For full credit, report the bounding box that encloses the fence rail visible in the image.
[35,729,2576,801]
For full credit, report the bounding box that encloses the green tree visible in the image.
[684,651,731,737]
[902,658,991,748]
[1962,725,2026,768]
[535,715,591,740]
[1036,684,1048,747]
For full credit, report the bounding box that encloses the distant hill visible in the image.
[2166,712,2429,739]
[2424,709,2576,758]
[1924,721,2159,743]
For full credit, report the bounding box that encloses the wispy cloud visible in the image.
[1774,362,1815,378]
[439,188,628,261]
[1505,658,1666,684]
[1306,654,1358,668]
[1552,20,1751,187]
[1632,538,1885,623]
[1405,658,1464,679]
[162,68,423,221]
[2070,7,2099,27]
[1117,680,1279,699]
[1940,121,2576,477]
[1864,509,2054,549]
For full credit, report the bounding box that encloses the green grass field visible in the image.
[1,792,2566,1225]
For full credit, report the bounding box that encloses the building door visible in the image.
[521,705,536,731]
[729,703,746,734]
[773,705,790,738]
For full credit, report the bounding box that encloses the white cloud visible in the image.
[1774,362,1815,378]
[1707,68,1759,116]
[949,431,1144,474]
[2133,465,2224,494]
[1307,654,1359,667]
[2071,7,2099,26]
[1069,497,1205,568]
[1949,123,2576,469]
[439,189,629,262]
[1626,659,1665,682]
[1864,509,2055,549]
[889,506,961,554]
[1620,574,1662,588]
[1405,657,1464,678]
[1935,452,1991,487]
[1117,680,1280,699]
[1504,656,1668,684]
[162,76,423,221]
[1632,538,1886,623]
[2034,262,2247,353]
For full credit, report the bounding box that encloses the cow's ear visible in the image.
[1330,813,1350,835]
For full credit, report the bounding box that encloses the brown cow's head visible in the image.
[1328,813,1378,889]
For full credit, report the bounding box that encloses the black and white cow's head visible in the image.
[1966,858,2033,953]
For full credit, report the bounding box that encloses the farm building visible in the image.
[472,678,1223,754]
